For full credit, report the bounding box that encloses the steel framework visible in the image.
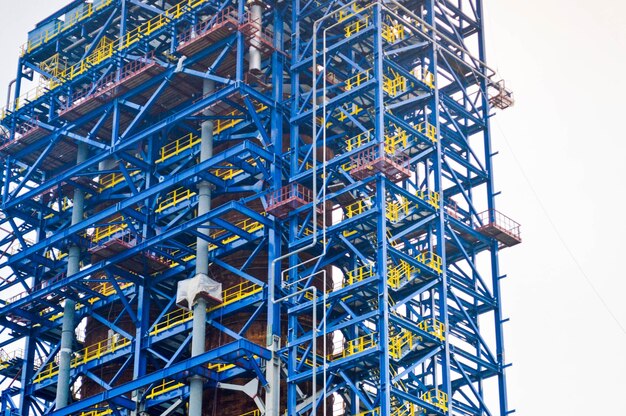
[0,0,519,415]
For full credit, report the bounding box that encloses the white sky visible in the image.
[1,0,625,414]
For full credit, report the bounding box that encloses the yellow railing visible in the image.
[383,72,408,97]
[336,102,363,121]
[388,260,413,289]
[386,197,410,223]
[382,23,405,43]
[239,410,261,416]
[345,16,370,37]
[99,170,139,192]
[345,199,371,218]
[344,264,374,287]
[21,0,114,55]
[210,218,264,245]
[343,333,377,358]
[391,403,420,416]
[215,104,268,135]
[34,335,130,383]
[150,308,193,336]
[345,130,373,151]
[79,406,113,416]
[156,188,196,213]
[416,251,442,274]
[416,189,440,209]
[418,318,445,342]
[345,69,372,90]
[146,379,185,399]
[421,389,448,412]
[157,133,200,163]
[389,330,422,360]
[92,215,127,243]
[46,0,211,91]
[417,121,437,142]
[150,282,262,336]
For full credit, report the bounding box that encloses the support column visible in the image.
[188,78,214,416]
[56,142,88,409]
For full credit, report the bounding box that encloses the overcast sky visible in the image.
[1,1,625,414]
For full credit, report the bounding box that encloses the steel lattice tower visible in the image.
[0,1,518,416]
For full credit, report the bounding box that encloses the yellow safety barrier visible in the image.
[345,130,373,152]
[343,333,377,358]
[156,188,196,213]
[388,260,413,289]
[344,199,371,218]
[389,330,422,360]
[418,318,445,342]
[345,16,370,37]
[345,69,372,90]
[336,102,363,121]
[382,23,405,43]
[210,218,264,245]
[421,389,448,412]
[391,403,420,416]
[383,72,408,97]
[21,0,114,55]
[215,103,269,135]
[344,264,374,287]
[157,133,201,163]
[79,406,113,416]
[92,215,127,243]
[416,251,442,274]
[416,189,440,209]
[99,170,140,192]
[150,282,262,336]
[146,379,185,399]
[386,197,410,223]
[417,121,437,142]
[45,0,211,91]
[344,127,407,155]
[239,410,261,416]
[34,335,130,383]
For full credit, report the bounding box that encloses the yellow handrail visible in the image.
[34,335,131,383]
[344,264,374,287]
[156,187,196,213]
[421,389,448,412]
[21,0,114,55]
[343,333,377,358]
[418,318,446,342]
[146,379,185,399]
[345,69,372,90]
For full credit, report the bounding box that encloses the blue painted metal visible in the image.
[0,0,516,415]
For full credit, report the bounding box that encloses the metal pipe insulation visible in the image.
[188,78,215,416]
[56,142,88,409]
[249,2,262,73]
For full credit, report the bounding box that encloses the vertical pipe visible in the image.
[249,2,262,73]
[56,142,88,409]
[188,78,214,416]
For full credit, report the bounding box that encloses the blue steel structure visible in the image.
[0,1,519,416]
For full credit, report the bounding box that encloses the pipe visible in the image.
[5,79,15,110]
[249,2,262,73]
[56,142,88,409]
[188,78,214,416]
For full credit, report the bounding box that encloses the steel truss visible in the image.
[0,0,518,415]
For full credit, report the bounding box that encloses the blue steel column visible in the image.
[477,0,510,413]
[266,2,284,413]
[427,0,452,408]
[373,4,391,415]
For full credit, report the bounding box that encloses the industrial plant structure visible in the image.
[0,0,519,415]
